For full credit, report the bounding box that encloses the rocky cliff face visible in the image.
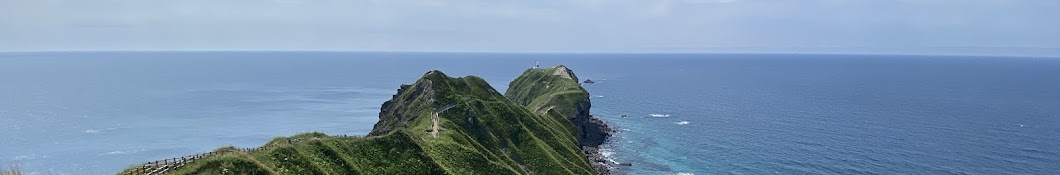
[580,102,613,147]
[565,93,612,147]
[368,71,437,136]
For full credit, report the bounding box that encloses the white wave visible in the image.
[100,149,145,156]
[676,121,690,125]
[595,95,604,98]
[83,128,117,134]
[675,173,694,175]
[598,148,620,164]
[599,149,614,157]
[649,114,671,117]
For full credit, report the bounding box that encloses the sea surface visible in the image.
[1,52,1058,174]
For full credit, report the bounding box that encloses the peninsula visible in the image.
[119,65,613,175]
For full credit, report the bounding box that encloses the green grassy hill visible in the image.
[121,66,603,175]
[505,65,610,147]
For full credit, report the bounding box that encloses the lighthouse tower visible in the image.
[533,61,540,69]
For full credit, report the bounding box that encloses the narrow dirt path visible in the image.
[431,103,457,138]
[538,106,555,115]
[431,112,440,138]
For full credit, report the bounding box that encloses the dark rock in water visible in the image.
[583,79,596,84]
[618,163,633,166]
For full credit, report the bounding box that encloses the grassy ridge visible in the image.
[124,68,597,175]
[505,66,605,147]
[149,131,445,175]
[506,66,589,122]
[412,71,592,174]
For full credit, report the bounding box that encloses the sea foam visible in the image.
[649,114,671,117]
[599,148,620,164]
[83,128,117,134]
[100,149,145,156]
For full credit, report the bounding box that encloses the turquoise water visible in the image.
[582,55,1060,174]
[1,52,1058,174]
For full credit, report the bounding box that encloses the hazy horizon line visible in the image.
[0,49,1057,59]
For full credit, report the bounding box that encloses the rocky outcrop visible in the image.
[575,99,613,175]
[573,97,612,147]
[368,71,438,136]
[583,146,610,174]
[553,65,576,80]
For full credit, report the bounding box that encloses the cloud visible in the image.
[0,0,1058,56]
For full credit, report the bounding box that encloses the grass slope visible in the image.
[505,66,605,147]
[506,66,589,121]
[123,69,595,175]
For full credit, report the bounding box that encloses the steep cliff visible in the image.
[367,71,438,136]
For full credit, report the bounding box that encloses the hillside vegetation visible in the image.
[120,66,604,175]
[506,66,610,147]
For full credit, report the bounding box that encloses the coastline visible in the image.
[584,115,616,175]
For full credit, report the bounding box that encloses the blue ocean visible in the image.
[1,52,1058,174]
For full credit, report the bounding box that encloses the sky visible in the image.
[1,0,1059,56]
